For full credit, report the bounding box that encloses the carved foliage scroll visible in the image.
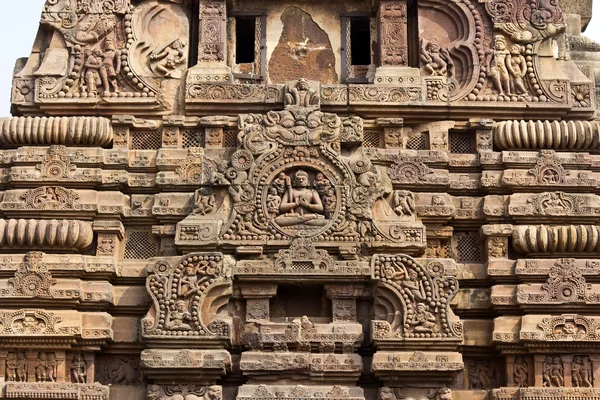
[143,255,232,341]
[372,255,462,340]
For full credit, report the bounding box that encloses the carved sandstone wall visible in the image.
[2,1,600,400]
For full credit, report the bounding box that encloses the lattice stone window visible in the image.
[123,228,159,260]
[363,131,382,148]
[223,130,239,148]
[182,129,203,148]
[406,133,429,150]
[130,130,162,150]
[449,131,477,154]
[454,232,483,263]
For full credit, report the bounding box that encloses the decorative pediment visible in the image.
[371,254,463,348]
[142,254,233,345]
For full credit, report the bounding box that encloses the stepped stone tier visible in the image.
[3,0,600,400]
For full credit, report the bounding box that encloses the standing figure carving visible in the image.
[572,356,592,387]
[100,39,121,94]
[543,356,564,387]
[486,36,511,96]
[507,44,527,95]
[71,354,87,383]
[514,357,528,387]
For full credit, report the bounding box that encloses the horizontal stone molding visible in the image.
[0,117,113,147]
[240,352,362,379]
[494,120,600,151]
[0,309,112,348]
[492,388,600,400]
[372,351,463,381]
[141,349,231,382]
[0,219,93,250]
[3,383,109,400]
[512,225,600,254]
[236,385,365,400]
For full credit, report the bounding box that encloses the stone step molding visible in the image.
[0,219,93,250]
[494,120,600,151]
[0,117,113,147]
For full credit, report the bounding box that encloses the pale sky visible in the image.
[0,1,599,116]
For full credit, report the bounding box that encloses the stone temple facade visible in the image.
[2,0,600,399]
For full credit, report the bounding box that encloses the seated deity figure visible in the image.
[275,170,327,228]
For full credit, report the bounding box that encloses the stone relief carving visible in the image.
[542,356,564,387]
[142,255,232,342]
[177,80,425,250]
[572,356,593,388]
[372,254,462,342]
[35,352,58,382]
[147,384,222,400]
[4,252,56,298]
[513,356,529,387]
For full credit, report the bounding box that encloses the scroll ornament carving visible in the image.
[0,310,63,335]
[274,238,334,271]
[179,82,422,248]
[372,351,463,372]
[143,255,232,340]
[388,155,449,186]
[237,385,363,400]
[372,255,462,340]
[533,315,600,341]
[4,383,108,400]
[38,0,156,99]
[147,385,222,400]
[485,0,565,44]
[32,145,76,180]
[540,259,598,302]
[525,192,584,216]
[0,219,93,250]
[513,225,600,254]
[0,116,113,146]
[17,186,81,211]
[516,259,600,304]
[4,252,56,298]
[379,1,408,67]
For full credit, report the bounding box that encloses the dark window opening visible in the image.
[350,18,371,65]
[407,0,419,67]
[236,17,256,64]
